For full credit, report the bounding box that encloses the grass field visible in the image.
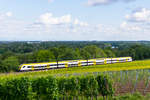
[1,59,150,79]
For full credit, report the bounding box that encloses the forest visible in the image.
[0,41,150,73]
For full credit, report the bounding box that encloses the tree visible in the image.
[0,61,4,73]
[36,50,55,62]
[17,53,37,64]
[104,49,116,58]
[96,48,107,58]
[1,51,14,60]
[83,45,98,58]
[83,45,107,59]
[74,48,82,60]
[80,48,91,66]
[59,47,76,60]
[2,56,19,72]
[50,47,62,68]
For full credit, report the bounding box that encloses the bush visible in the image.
[96,75,114,99]
[32,76,58,100]
[0,77,29,100]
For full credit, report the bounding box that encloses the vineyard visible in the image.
[1,60,150,99]
[0,74,114,100]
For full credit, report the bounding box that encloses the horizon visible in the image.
[0,40,150,42]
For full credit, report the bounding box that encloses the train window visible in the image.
[50,64,57,66]
[27,66,31,68]
[59,64,65,65]
[81,62,89,64]
[71,64,78,66]
[34,66,39,68]
[23,66,26,68]
[88,61,93,63]
[38,66,44,68]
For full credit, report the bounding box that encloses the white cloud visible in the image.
[38,13,71,25]
[87,0,111,6]
[36,12,89,28]
[125,8,150,23]
[0,12,13,20]
[121,8,150,34]
[120,21,141,31]
[22,13,90,40]
[5,12,12,17]
[118,8,150,35]
[73,19,88,27]
[87,0,136,6]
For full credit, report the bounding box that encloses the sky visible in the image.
[0,0,150,41]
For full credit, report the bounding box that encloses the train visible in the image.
[19,57,132,71]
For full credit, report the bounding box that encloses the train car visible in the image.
[19,57,132,71]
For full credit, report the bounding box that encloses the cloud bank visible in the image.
[125,8,150,23]
[0,11,150,41]
[87,0,136,6]
[35,12,88,27]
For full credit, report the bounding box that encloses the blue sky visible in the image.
[0,0,150,41]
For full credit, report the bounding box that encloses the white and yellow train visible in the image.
[19,57,132,71]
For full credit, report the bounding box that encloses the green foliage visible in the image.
[0,82,6,100]
[80,48,91,60]
[80,45,107,59]
[17,53,36,64]
[51,47,61,61]
[74,48,82,59]
[113,93,144,100]
[1,51,14,60]
[0,42,115,73]
[80,75,99,98]
[58,76,80,99]
[0,77,29,100]
[104,49,116,57]
[60,48,77,60]
[32,76,58,100]
[36,50,55,62]
[1,56,19,72]
[0,74,114,100]
[96,75,114,98]
[117,44,150,60]
[1,41,150,73]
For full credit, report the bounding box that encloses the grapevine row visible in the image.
[0,74,114,100]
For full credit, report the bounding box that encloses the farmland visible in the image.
[1,60,150,100]
[1,0,150,98]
